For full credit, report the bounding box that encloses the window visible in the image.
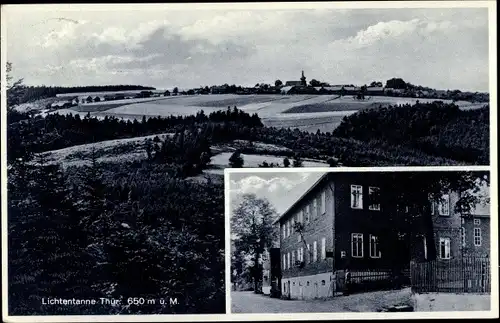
[461,227,466,247]
[429,194,435,215]
[439,237,451,259]
[299,247,304,262]
[306,244,311,263]
[291,251,295,265]
[321,237,326,260]
[438,194,450,216]
[282,225,286,239]
[474,219,481,226]
[368,187,381,211]
[298,233,301,242]
[312,199,318,219]
[291,216,295,232]
[313,241,318,262]
[351,233,363,258]
[286,220,290,237]
[298,210,303,224]
[369,235,381,258]
[287,252,291,268]
[321,191,326,214]
[351,185,363,209]
[423,236,428,260]
[474,228,482,246]
[283,255,286,270]
[305,205,310,222]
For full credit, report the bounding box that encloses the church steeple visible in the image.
[300,70,306,86]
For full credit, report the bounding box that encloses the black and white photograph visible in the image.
[0,1,497,322]
[228,169,492,313]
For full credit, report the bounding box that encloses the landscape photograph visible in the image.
[1,2,494,320]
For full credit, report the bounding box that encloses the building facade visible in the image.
[427,190,490,261]
[276,173,489,300]
[277,173,410,300]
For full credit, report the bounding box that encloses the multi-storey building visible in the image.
[276,172,489,300]
[276,172,411,300]
[427,189,490,261]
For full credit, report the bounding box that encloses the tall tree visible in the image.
[231,194,278,293]
[229,150,244,168]
[274,79,283,87]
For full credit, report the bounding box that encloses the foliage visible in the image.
[229,150,244,168]
[231,194,278,293]
[333,102,489,164]
[8,160,225,314]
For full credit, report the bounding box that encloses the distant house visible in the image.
[50,100,72,109]
[342,86,360,95]
[365,86,385,96]
[211,85,229,94]
[284,81,303,87]
[384,88,405,96]
[281,86,296,95]
[313,86,343,95]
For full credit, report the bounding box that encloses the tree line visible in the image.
[333,101,489,164]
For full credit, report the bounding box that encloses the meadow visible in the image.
[42,94,486,134]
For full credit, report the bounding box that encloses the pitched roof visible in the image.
[280,86,295,93]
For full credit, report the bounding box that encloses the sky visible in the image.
[3,4,491,91]
[229,171,326,217]
[228,170,490,218]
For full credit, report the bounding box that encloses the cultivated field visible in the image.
[45,94,486,133]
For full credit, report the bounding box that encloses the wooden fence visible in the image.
[410,256,490,293]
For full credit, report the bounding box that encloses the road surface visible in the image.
[231,288,412,313]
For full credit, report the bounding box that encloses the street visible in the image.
[231,288,412,313]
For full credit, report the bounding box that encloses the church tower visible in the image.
[300,70,307,86]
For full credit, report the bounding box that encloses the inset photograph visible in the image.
[228,169,492,313]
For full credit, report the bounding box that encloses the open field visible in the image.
[205,152,327,175]
[37,133,174,168]
[43,94,487,133]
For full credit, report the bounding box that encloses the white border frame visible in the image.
[1,0,498,321]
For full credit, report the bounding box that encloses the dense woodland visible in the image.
[333,102,489,164]
[8,158,224,314]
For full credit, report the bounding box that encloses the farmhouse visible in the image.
[365,86,385,96]
[50,100,73,109]
[211,85,229,94]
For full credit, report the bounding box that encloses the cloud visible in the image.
[5,7,490,91]
[229,172,324,215]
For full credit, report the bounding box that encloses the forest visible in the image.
[6,96,489,314]
[333,102,489,165]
